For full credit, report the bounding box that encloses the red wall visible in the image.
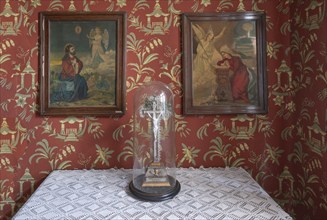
[1,1,326,219]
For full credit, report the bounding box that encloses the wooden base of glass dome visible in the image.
[129,175,181,202]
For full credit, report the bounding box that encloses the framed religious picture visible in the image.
[182,12,267,115]
[39,12,126,116]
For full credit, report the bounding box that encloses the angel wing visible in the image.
[88,28,95,47]
[192,24,205,42]
[102,29,109,50]
[213,27,226,43]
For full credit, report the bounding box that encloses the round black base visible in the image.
[129,175,181,202]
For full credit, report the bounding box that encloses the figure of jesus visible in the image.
[140,95,170,163]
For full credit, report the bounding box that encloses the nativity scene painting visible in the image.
[49,21,116,108]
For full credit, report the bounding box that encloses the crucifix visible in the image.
[129,82,181,200]
[140,94,171,187]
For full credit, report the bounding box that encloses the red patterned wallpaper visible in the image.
[0,1,326,219]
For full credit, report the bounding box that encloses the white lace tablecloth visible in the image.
[13,168,292,220]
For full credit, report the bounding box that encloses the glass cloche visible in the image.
[129,81,180,201]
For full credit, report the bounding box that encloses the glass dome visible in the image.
[129,81,180,201]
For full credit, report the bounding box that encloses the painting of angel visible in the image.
[39,12,126,116]
[88,27,110,66]
[182,12,267,114]
[192,24,226,106]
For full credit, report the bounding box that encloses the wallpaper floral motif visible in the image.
[0,0,326,219]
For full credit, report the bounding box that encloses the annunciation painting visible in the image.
[39,12,126,116]
[182,12,267,115]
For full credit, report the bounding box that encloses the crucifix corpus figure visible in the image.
[140,94,172,187]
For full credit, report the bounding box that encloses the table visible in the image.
[13,167,292,220]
